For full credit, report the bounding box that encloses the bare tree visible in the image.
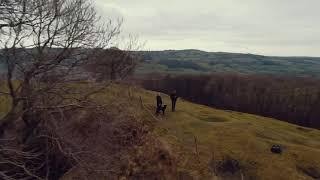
[0,0,28,29]
[0,0,127,179]
[0,0,121,133]
[86,47,138,81]
[84,35,143,81]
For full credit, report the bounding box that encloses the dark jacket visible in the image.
[170,93,178,101]
[156,95,162,107]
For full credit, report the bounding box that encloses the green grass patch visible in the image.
[199,115,228,123]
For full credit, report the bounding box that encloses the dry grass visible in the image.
[2,83,320,179]
[0,81,13,119]
[131,85,320,180]
[59,83,178,179]
[0,82,178,179]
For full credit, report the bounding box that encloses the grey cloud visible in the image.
[95,0,320,56]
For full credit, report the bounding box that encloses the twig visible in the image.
[194,135,201,163]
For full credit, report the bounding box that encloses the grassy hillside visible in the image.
[1,84,320,179]
[137,50,320,77]
[134,86,320,179]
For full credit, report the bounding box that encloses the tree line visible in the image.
[140,73,320,129]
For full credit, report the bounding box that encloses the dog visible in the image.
[160,105,167,115]
[156,104,167,115]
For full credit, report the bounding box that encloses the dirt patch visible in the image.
[209,155,244,179]
[200,116,228,123]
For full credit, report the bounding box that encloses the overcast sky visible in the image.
[94,0,320,56]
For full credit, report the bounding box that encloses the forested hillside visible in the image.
[140,73,320,129]
[137,50,320,77]
[2,49,320,77]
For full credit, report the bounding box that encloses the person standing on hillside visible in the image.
[170,90,178,112]
[156,93,163,115]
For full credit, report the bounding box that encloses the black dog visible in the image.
[160,105,167,115]
[156,105,167,115]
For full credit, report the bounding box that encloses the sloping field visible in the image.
[1,83,320,179]
[134,86,320,180]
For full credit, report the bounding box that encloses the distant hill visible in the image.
[136,50,320,77]
[2,49,320,77]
